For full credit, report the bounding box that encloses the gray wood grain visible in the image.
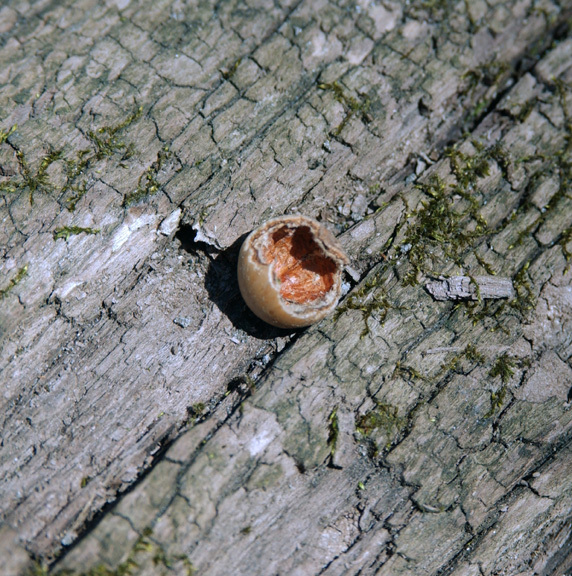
[0,0,571,574]
[426,276,515,300]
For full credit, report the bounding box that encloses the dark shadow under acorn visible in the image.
[175,225,296,339]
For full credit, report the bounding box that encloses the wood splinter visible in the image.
[425,275,514,301]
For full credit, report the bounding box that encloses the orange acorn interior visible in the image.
[262,226,337,304]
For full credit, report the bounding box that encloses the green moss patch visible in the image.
[0,266,27,299]
[123,148,171,207]
[318,81,372,137]
[53,226,100,241]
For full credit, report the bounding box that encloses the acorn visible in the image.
[237,215,349,329]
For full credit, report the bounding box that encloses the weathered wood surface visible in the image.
[425,276,515,301]
[1,0,572,574]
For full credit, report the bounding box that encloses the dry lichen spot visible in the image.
[238,216,349,328]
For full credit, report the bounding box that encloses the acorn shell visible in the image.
[237,216,349,329]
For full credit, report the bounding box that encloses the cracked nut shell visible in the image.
[237,215,349,328]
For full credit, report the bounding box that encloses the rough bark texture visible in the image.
[1,0,571,575]
[425,276,515,301]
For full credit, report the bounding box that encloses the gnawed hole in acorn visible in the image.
[260,226,337,304]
